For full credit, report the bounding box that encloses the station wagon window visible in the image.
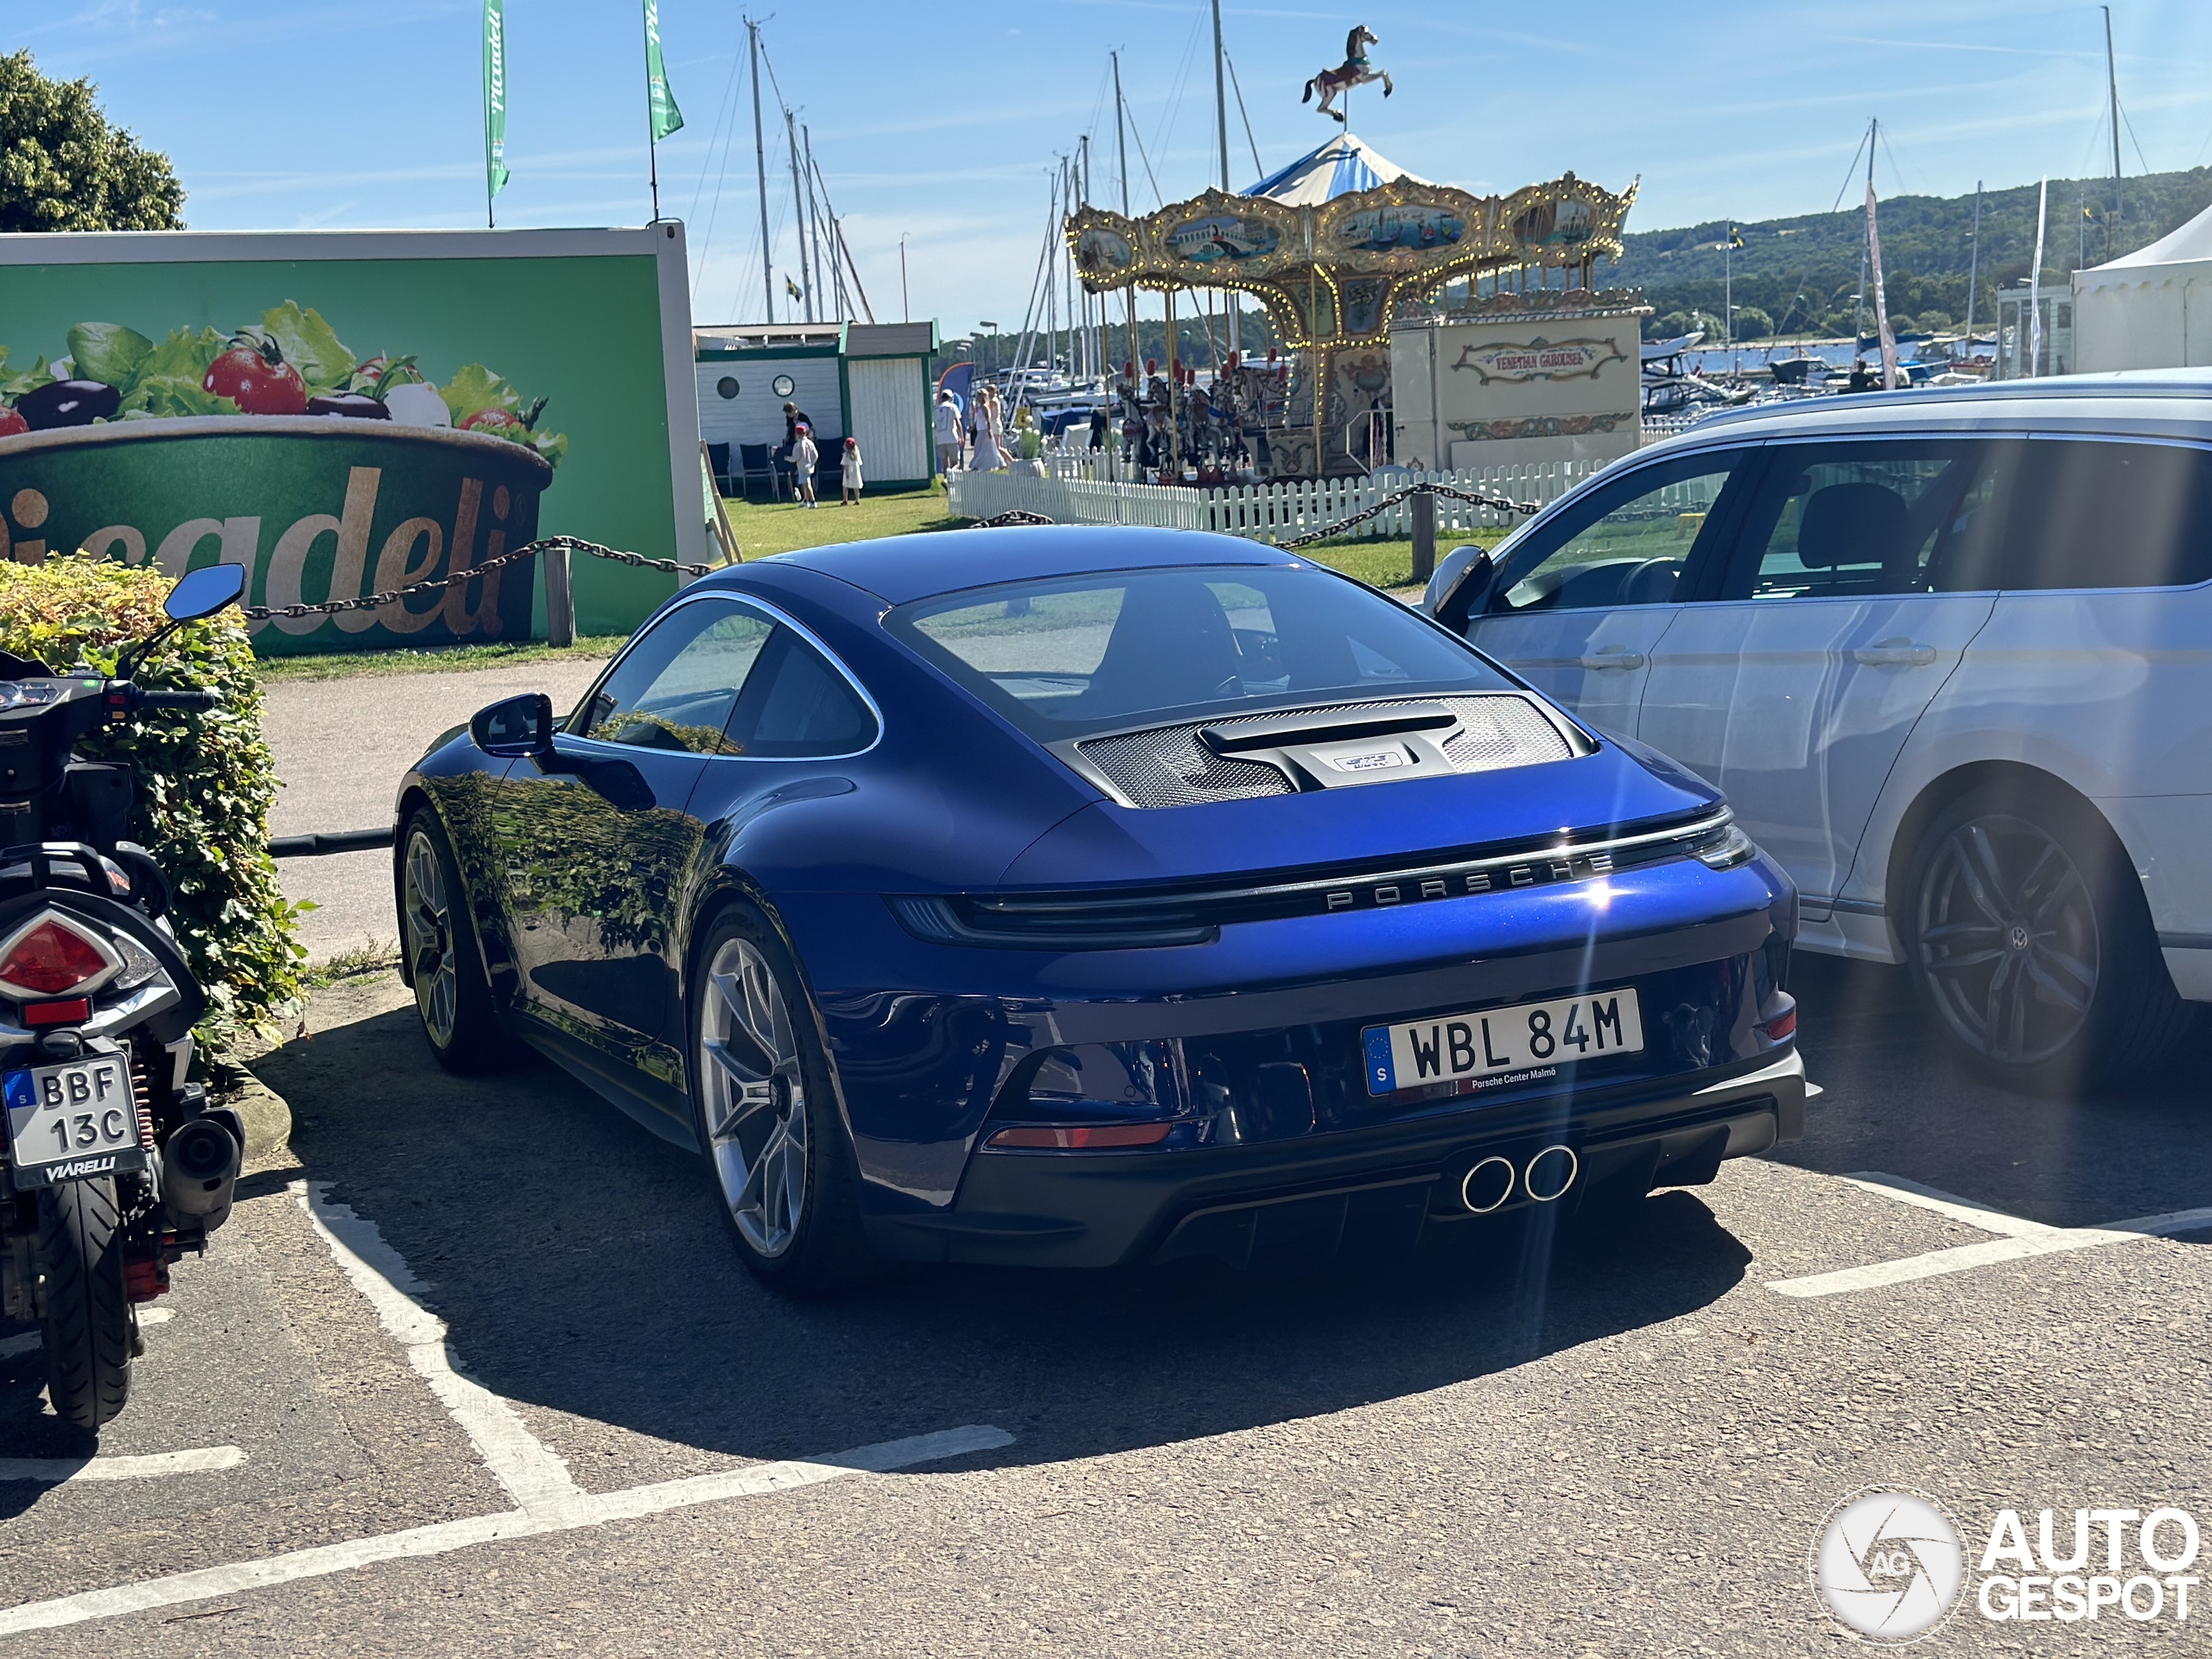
[573,600,774,754]
[890,564,1511,741]
[2001,439,2212,590]
[1726,441,2009,600]
[1491,450,1747,614]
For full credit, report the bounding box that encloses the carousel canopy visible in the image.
[1244,133,1431,207]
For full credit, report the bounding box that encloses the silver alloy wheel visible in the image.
[698,937,808,1257]
[1916,814,2099,1066]
[403,830,458,1048]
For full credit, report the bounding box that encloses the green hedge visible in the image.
[0,554,302,1040]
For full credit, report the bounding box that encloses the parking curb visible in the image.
[220,1065,293,1160]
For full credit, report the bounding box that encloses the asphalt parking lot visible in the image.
[2,952,2205,1655]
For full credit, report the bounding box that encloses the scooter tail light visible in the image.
[0,912,121,1000]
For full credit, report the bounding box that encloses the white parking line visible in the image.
[0,1448,246,1485]
[1770,1170,2212,1298]
[0,1424,1014,1634]
[292,1181,584,1514]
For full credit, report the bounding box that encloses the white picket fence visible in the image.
[947,458,1609,544]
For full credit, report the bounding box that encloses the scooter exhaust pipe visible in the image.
[162,1117,242,1232]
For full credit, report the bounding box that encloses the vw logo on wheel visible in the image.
[1809,1489,1966,1643]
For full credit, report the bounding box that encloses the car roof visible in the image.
[1661,369,2212,449]
[763,524,1299,605]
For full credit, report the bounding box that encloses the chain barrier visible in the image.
[238,536,718,622]
[1273,483,1546,553]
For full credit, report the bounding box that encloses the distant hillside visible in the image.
[1610,167,2212,340]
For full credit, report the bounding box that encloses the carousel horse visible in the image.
[1303,25,1391,124]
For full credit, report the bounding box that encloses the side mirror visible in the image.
[1421,545,1498,632]
[164,563,247,621]
[471,692,554,758]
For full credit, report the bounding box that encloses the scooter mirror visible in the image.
[163,563,248,621]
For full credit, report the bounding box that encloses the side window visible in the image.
[728,629,879,758]
[2002,440,2212,591]
[1728,442,2005,601]
[574,601,774,754]
[1492,452,1745,614]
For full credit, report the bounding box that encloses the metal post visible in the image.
[747,19,774,323]
[1410,486,1436,582]
[2105,4,2122,258]
[1211,0,1239,358]
[785,110,814,323]
[543,545,575,648]
[1965,181,1982,346]
[804,124,828,318]
[1113,52,1136,385]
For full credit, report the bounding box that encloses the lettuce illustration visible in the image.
[115,327,231,417]
[0,352,54,398]
[439,362,524,424]
[259,302,354,393]
[66,322,155,391]
[122,381,242,419]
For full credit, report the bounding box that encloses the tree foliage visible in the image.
[0,50,185,232]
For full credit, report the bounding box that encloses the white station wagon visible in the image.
[1426,371,2212,1087]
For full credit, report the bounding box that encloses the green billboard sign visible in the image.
[0,226,707,652]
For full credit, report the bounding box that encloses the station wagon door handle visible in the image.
[1578,646,1646,670]
[1851,639,1938,667]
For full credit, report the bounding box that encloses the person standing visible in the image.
[840,435,864,505]
[779,400,816,498]
[935,391,963,474]
[791,422,820,507]
[969,397,1007,471]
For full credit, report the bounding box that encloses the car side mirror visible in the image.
[1422,546,1498,632]
[163,563,247,621]
[471,692,554,758]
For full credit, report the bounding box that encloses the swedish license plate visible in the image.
[5,1053,143,1188]
[1363,988,1644,1096]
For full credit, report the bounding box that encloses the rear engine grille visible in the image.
[1077,696,1572,810]
[1077,724,1295,810]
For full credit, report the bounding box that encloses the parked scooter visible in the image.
[0,564,250,1430]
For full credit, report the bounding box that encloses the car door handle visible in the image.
[1578,646,1646,670]
[1851,639,1937,667]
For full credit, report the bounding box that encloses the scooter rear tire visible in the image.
[37,1176,133,1431]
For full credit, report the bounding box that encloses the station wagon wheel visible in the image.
[1915,812,2098,1068]
[1904,786,2196,1088]
[699,938,810,1257]
[688,906,875,1289]
[400,809,519,1075]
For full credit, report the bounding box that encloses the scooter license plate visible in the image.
[4,1054,145,1190]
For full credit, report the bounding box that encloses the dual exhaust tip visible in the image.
[1459,1145,1578,1214]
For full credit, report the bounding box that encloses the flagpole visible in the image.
[642,3,659,221]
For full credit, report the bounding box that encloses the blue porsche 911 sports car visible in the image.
[392,527,1804,1288]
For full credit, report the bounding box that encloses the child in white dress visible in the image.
[841,436,863,505]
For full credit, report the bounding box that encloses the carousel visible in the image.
[1066,74,1640,480]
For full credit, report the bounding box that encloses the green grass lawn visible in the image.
[722,481,963,560]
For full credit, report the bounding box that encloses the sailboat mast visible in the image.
[747,18,774,323]
[1965,181,1982,346]
[2104,4,2122,258]
[1853,118,1873,354]
[1211,0,1239,357]
[785,111,813,322]
[1113,51,1135,379]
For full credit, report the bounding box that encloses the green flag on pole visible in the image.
[482,0,509,221]
[645,0,683,143]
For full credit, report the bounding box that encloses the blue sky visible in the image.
[23,2,2212,336]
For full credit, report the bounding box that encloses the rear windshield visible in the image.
[887,564,1514,740]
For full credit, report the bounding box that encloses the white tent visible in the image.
[2072,200,2212,372]
[1243,133,1429,207]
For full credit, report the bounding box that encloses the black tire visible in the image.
[401,809,523,1076]
[37,1177,132,1431]
[1903,784,2196,1091]
[686,903,876,1293]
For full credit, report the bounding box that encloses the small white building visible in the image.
[1389,292,1646,472]
[2071,201,2212,373]
[1993,283,2075,379]
[695,320,939,491]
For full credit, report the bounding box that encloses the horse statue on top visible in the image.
[1303,25,1391,124]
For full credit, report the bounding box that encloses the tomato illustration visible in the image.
[0,404,26,438]
[460,408,527,437]
[203,334,307,415]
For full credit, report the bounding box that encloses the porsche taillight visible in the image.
[0,913,118,1000]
